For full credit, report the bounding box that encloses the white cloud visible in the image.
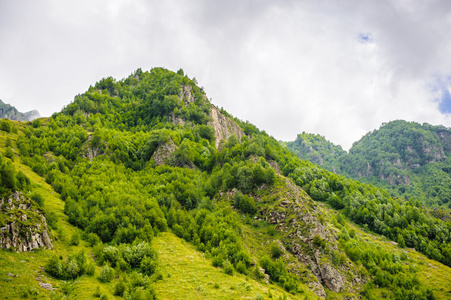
[1,0,450,150]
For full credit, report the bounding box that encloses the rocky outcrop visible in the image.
[208,106,245,148]
[172,85,246,149]
[180,85,197,104]
[24,110,41,121]
[259,179,363,298]
[151,139,177,166]
[0,191,52,252]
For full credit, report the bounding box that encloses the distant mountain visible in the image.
[0,99,41,121]
[287,120,451,208]
[285,132,347,173]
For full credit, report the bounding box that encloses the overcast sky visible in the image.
[1,0,451,150]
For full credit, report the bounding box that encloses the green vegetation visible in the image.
[1,67,450,299]
[287,121,451,208]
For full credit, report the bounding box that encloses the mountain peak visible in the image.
[0,99,41,121]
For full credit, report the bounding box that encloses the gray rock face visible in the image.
[152,139,177,166]
[170,85,245,149]
[208,106,245,149]
[24,110,41,121]
[0,191,52,251]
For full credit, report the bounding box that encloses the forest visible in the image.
[286,121,451,209]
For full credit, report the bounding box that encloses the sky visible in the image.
[1,0,451,150]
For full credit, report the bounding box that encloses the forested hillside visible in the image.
[287,121,451,209]
[1,68,450,299]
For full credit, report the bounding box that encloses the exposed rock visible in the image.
[180,85,196,104]
[170,85,245,149]
[0,191,53,252]
[84,146,101,161]
[437,130,451,153]
[320,263,345,292]
[24,110,41,121]
[208,106,245,148]
[258,268,270,284]
[151,139,177,166]
[259,179,363,298]
[38,282,55,290]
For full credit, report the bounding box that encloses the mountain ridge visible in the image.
[287,120,451,208]
[0,68,450,299]
[0,99,41,121]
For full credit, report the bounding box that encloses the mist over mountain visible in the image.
[0,99,41,121]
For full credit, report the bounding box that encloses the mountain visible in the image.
[285,133,347,173]
[287,120,451,209]
[1,68,450,299]
[0,99,41,121]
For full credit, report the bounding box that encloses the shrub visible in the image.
[70,232,80,246]
[312,235,326,249]
[46,211,58,230]
[114,281,127,296]
[270,243,282,259]
[234,191,257,215]
[140,256,157,276]
[99,264,114,283]
[223,259,234,275]
[235,260,247,275]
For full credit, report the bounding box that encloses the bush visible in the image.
[234,191,257,215]
[235,260,247,275]
[114,281,126,296]
[85,232,101,246]
[223,259,234,275]
[0,119,12,132]
[99,264,114,282]
[312,235,326,249]
[46,211,58,230]
[270,243,282,259]
[45,251,90,280]
[140,256,157,276]
[70,232,80,246]
[86,262,96,276]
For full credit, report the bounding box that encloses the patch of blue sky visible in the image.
[430,74,451,114]
[358,32,373,43]
[439,88,451,114]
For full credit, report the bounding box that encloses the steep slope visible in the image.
[288,120,451,208]
[1,68,450,299]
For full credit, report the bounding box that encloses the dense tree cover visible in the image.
[286,132,347,173]
[11,68,451,298]
[287,120,451,208]
[336,220,435,300]
[275,153,451,267]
